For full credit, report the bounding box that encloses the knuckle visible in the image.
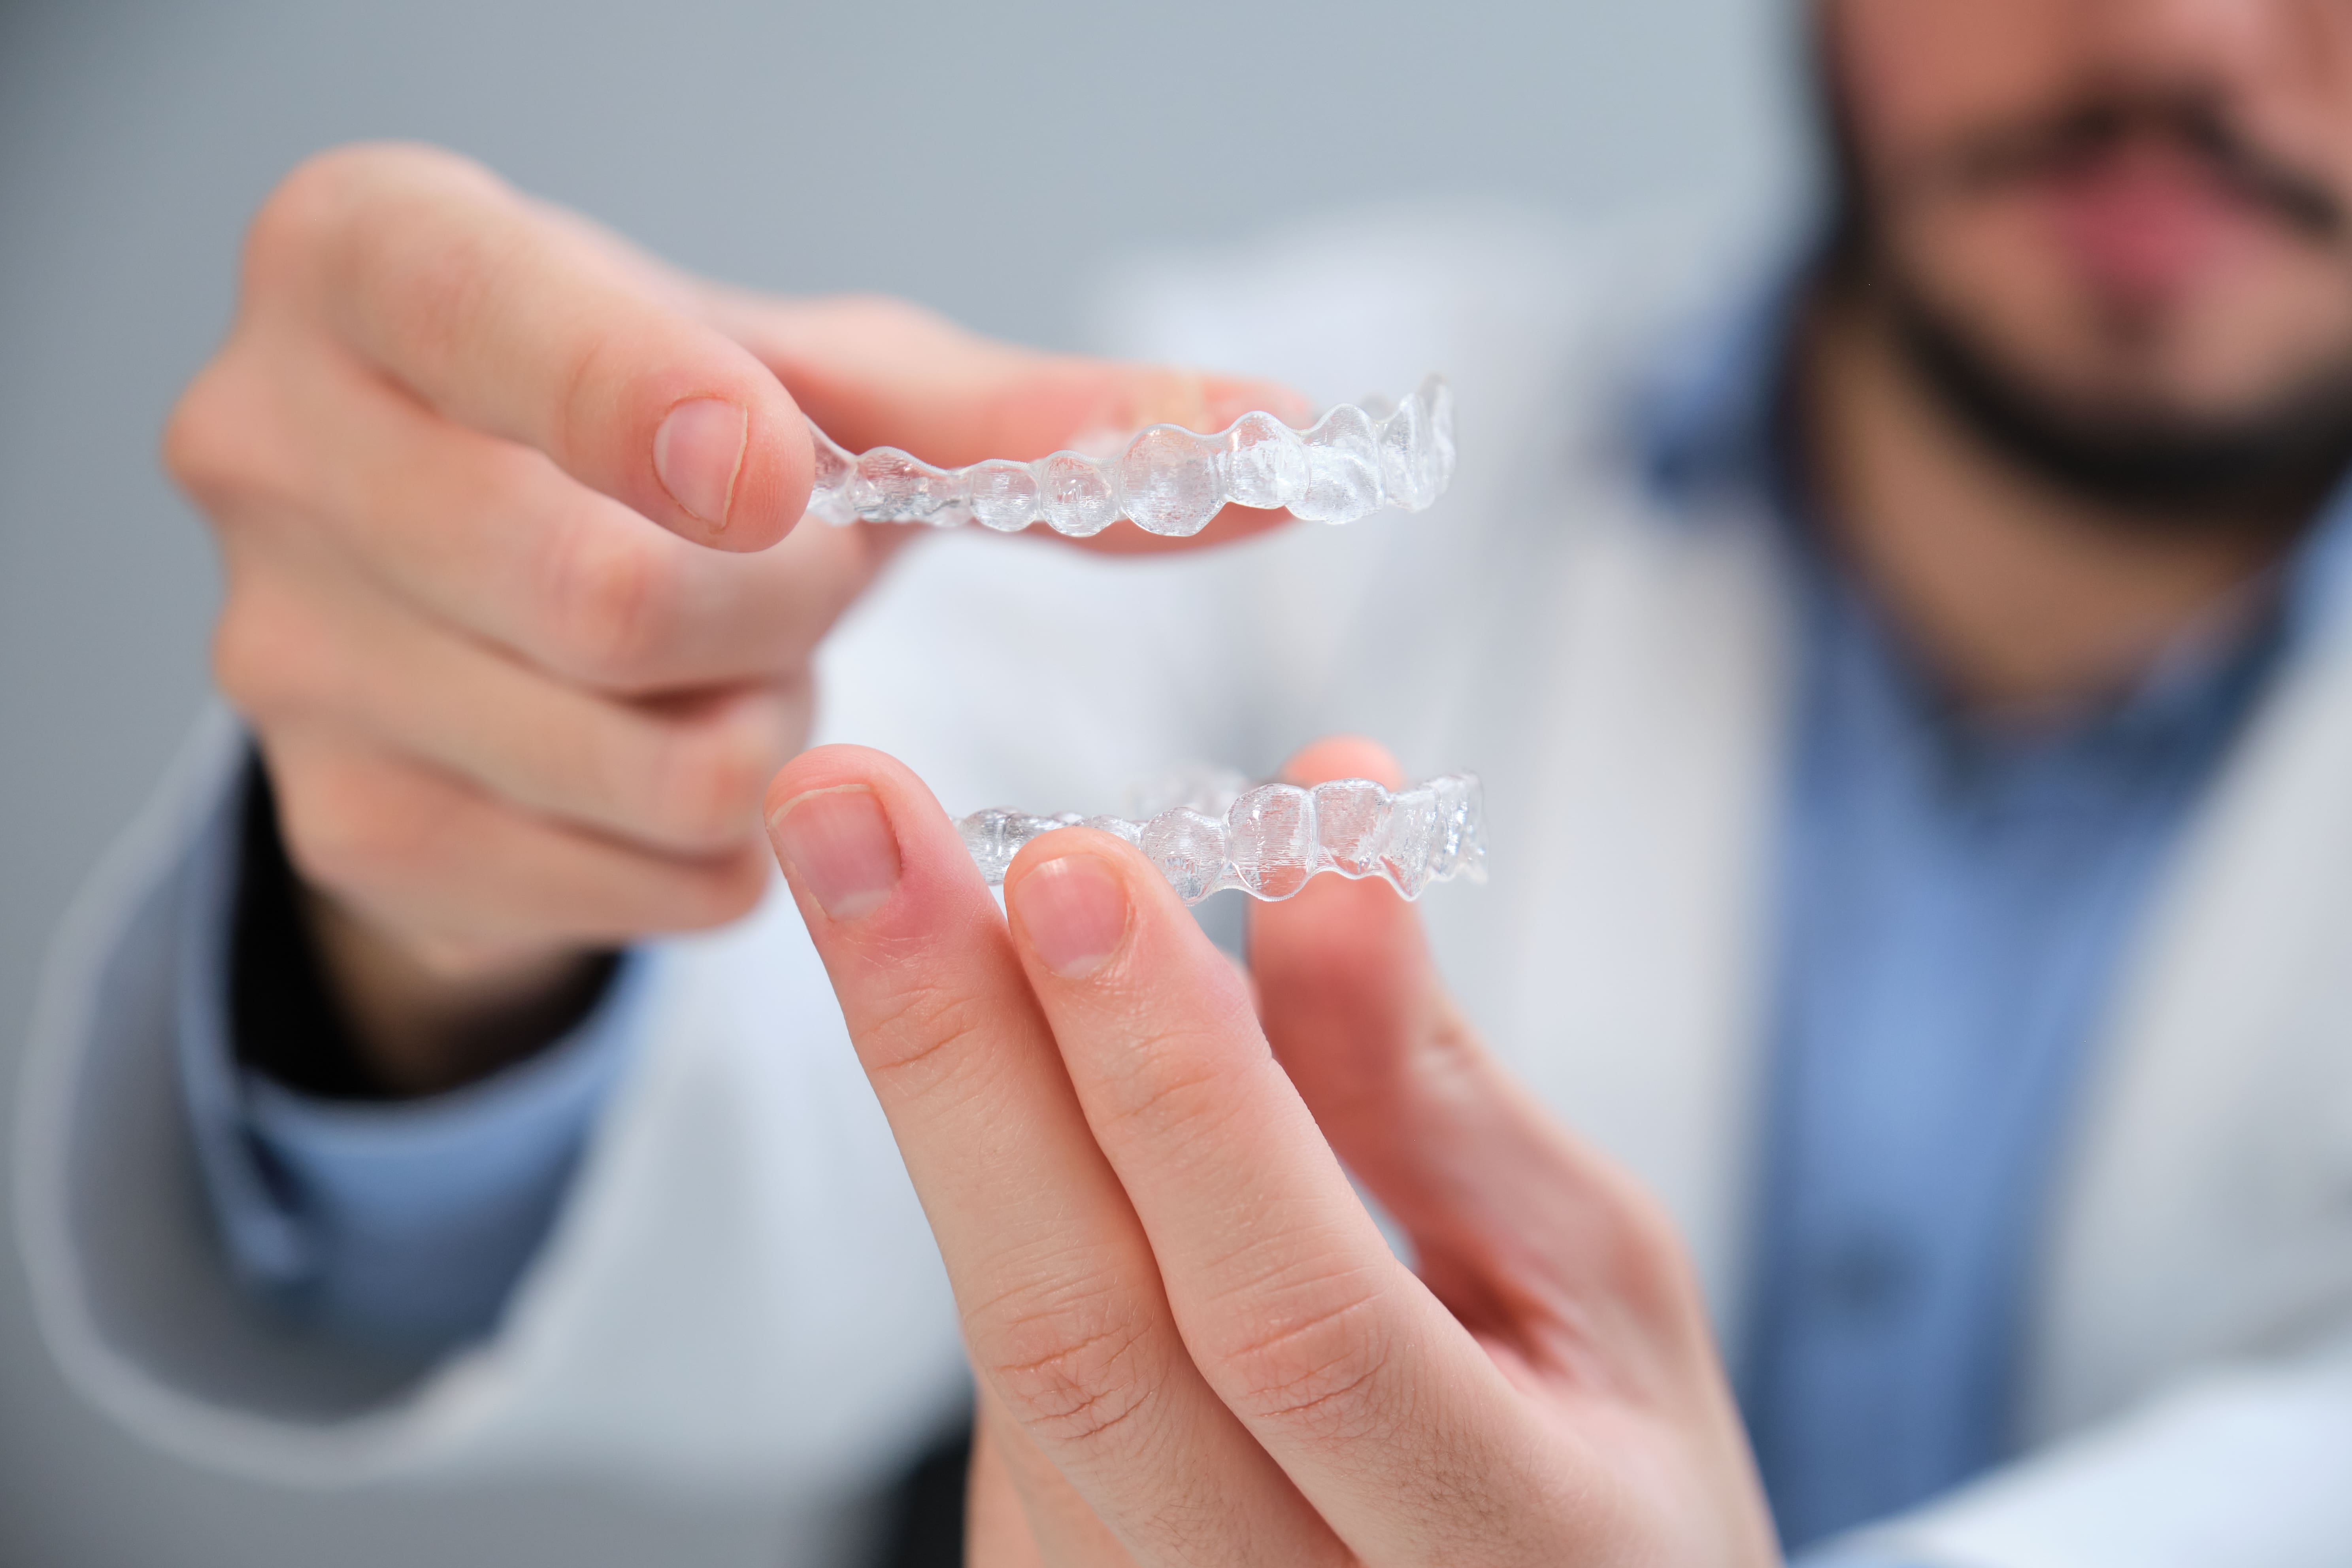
[1609,1182,1704,1314]
[211,585,324,721]
[543,523,679,685]
[970,1277,1160,1449]
[275,762,429,900]
[1091,1029,1246,1149]
[162,358,275,512]
[254,143,503,289]
[345,157,524,376]
[1211,1279,1393,1443]
[240,145,522,404]
[242,155,346,292]
[548,318,624,479]
[247,145,449,292]
[643,710,776,850]
[665,845,770,931]
[857,979,1000,1093]
[373,222,497,380]
[771,672,817,743]
[160,368,228,498]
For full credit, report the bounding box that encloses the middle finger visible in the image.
[218,542,800,858]
[999,832,1558,1564]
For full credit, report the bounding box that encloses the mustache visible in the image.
[1927,92,2344,243]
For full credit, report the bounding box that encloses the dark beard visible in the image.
[1881,275,2352,526]
[1809,32,2352,533]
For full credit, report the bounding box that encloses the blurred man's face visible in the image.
[1826,0,2352,513]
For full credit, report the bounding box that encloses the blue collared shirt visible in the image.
[1642,277,2352,1553]
[1749,564,2288,1549]
[181,263,2352,1551]
[174,789,658,1350]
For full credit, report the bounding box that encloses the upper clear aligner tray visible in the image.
[803,374,1455,537]
[957,771,1485,905]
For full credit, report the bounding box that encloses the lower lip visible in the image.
[2038,157,2266,300]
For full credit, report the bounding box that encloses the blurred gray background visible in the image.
[0,1,1803,1561]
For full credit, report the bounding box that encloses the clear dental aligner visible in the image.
[803,374,1456,537]
[956,771,1486,906]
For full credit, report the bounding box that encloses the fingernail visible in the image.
[1011,853,1130,979]
[769,785,900,920]
[655,397,748,529]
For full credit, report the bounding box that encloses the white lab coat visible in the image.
[17,211,2352,1566]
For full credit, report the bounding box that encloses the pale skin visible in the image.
[764,737,1780,1566]
[170,142,1298,1093]
[160,0,2352,1553]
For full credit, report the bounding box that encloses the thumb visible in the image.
[1249,737,1494,1239]
[279,144,815,551]
[704,291,1312,554]
[1252,738,1686,1331]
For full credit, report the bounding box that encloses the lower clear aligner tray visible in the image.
[804,374,1455,537]
[957,768,1485,904]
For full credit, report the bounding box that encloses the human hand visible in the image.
[763,737,1780,1565]
[168,142,1298,1091]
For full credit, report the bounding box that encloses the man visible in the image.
[17,0,2352,1561]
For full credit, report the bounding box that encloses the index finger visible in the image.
[265,143,813,550]
[1000,835,1568,1563]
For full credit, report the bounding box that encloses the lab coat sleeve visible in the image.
[9,702,971,1499]
[184,901,657,1353]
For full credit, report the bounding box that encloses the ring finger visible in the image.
[218,542,802,857]
[264,730,772,952]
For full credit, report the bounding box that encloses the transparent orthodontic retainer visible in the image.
[957,769,1485,906]
[804,374,1456,537]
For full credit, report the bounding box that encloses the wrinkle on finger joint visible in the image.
[855,977,1022,1097]
[978,1305,1165,1451]
[1209,1287,1397,1445]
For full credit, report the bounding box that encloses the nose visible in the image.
[2079,0,2350,98]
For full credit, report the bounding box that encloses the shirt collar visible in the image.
[1631,255,2352,717]
[2279,471,2352,651]
[1631,256,1811,506]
